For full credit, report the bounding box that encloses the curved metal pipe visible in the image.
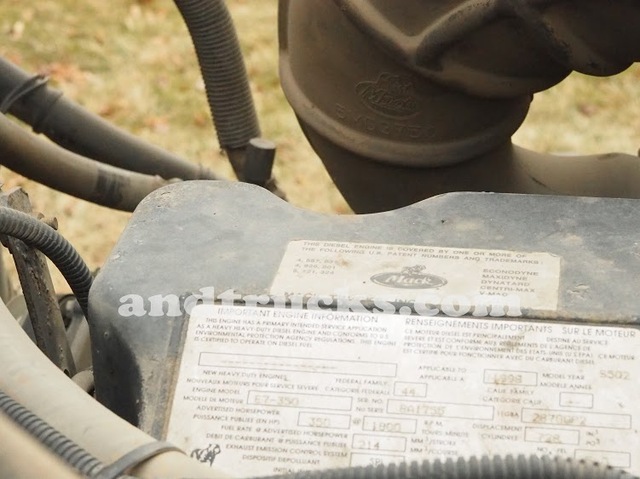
[305,125,640,213]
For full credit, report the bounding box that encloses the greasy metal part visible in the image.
[0,188,76,376]
[279,0,640,212]
[243,138,276,187]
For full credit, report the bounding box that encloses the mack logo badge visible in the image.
[370,265,447,289]
[356,73,419,117]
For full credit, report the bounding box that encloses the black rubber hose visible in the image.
[270,455,637,479]
[0,389,103,477]
[0,57,218,181]
[0,113,171,212]
[0,207,92,319]
[173,0,261,151]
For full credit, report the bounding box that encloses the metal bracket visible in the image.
[0,188,76,376]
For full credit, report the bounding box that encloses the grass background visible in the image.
[1,0,639,290]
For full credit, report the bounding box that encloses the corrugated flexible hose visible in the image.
[267,455,638,479]
[173,0,261,150]
[0,207,91,319]
[0,389,103,477]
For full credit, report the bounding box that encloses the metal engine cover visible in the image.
[89,181,640,474]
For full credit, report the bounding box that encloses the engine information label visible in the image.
[166,305,639,477]
[269,241,561,312]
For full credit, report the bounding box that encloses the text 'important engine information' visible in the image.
[166,305,639,477]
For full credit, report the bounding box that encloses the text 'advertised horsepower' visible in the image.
[166,305,639,477]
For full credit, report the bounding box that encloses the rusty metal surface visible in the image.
[0,188,76,376]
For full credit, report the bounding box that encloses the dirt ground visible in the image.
[1,0,639,292]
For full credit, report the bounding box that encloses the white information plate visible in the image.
[269,241,561,311]
[166,305,639,477]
